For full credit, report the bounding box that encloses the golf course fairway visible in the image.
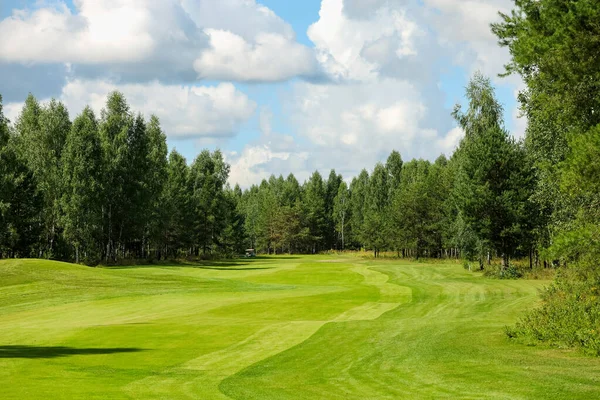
[1,255,599,399]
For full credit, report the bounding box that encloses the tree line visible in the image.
[0,92,242,263]
[1,73,537,267]
[0,1,598,276]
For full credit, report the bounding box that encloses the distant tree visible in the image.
[144,115,168,257]
[162,150,192,257]
[1,95,43,258]
[189,150,230,255]
[60,107,103,264]
[303,171,327,252]
[35,100,71,257]
[220,185,246,256]
[99,91,134,261]
[325,170,343,249]
[386,150,403,194]
[349,169,369,249]
[363,163,389,257]
[333,181,350,250]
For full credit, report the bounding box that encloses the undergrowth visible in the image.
[505,266,600,356]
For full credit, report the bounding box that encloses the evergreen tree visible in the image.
[189,150,230,255]
[363,163,389,257]
[303,171,327,252]
[386,150,403,194]
[325,170,343,249]
[349,169,369,249]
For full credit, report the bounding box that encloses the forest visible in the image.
[1,0,600,353]
[0,75,534,266]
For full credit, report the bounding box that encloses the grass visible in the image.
[0,256,599,399]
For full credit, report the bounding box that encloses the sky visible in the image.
[0,0,524,187]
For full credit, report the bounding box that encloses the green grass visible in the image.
[0,256,599,399]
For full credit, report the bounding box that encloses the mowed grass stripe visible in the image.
[1,256,599,399]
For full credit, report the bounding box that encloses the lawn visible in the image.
[0,255,599,399]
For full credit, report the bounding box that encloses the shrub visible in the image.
[506,266,600,356]
[483,262,523,279]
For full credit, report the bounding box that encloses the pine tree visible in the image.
[325,170,343,249]
[349,169,369,249]
[363,163,389,257]
[303,171,327,252]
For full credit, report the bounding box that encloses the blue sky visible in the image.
[0,0,522,186]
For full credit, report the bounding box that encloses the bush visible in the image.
[506,266,600,356]
[483,262,523,279]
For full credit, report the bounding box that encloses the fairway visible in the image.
[1,256,599,399]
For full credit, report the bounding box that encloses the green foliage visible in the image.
[494,0,600,355]
[362,163,389,256]
[60,107,103,264]
[507,267,600,355]
[333,181,350,250]
[452,73,534,266]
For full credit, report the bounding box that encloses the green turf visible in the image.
[0,256,599,399]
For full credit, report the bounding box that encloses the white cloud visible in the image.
[308,0,420,82]
[228,145,309,188]
[3,102,25,125]
[181,0,294,41]
[8,80,256,139]
[437,127,465,155]
[0,0,318,84]
[421,0,517,81]
[227,108,311,187]
[194,30,318,82]
[0,1,204,65]
[289,79,451,174]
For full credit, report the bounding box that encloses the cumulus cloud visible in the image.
[308,0,420,82]
[1,0,526,187]
[227,109,310,187]
[422,0,515,79]
[258,0,521,185]
[227,145,311,188]
[181,0,294,41]
[290,79,451,165]
[194,29,319,82]
[0,0,318,84]
[7,80,256,139]
[0,1,203,65]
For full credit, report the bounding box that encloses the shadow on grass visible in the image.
[0,346,144,359]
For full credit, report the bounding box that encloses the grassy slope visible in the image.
[0,256,598,399]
